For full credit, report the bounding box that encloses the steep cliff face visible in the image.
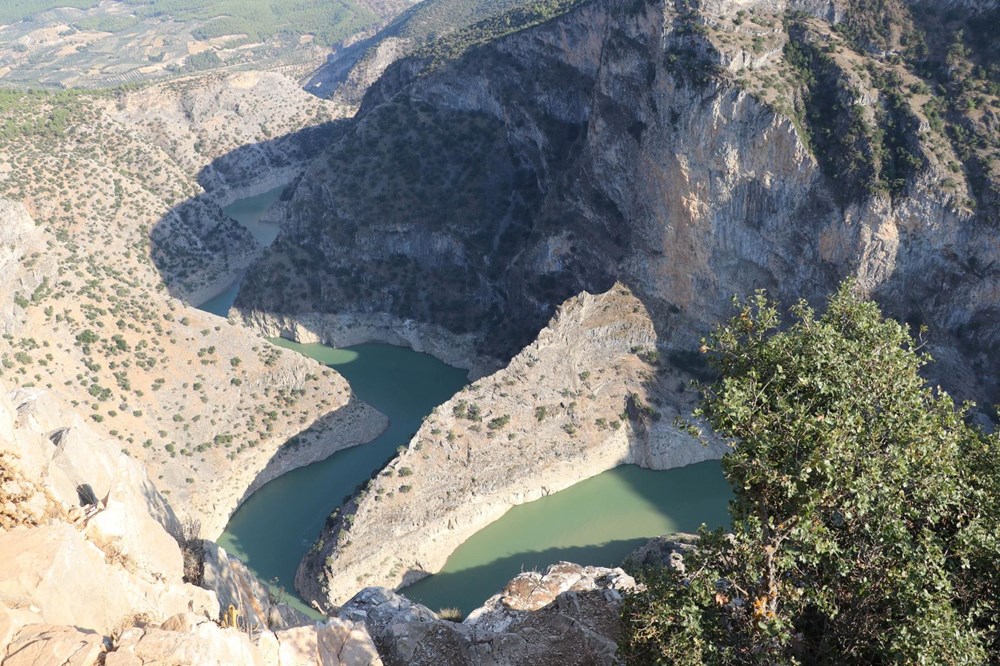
[102,70,351,301]
[241,0,1000,409]
[238,0,1000,607]
[0,378,387,665]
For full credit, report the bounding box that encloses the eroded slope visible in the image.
[0,78,383,537]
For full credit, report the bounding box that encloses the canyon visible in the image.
[239,0,1000,611]
[1,0,998,662]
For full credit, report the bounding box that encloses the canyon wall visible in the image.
[237,0,1000,606]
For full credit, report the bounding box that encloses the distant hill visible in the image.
[305,0,582,105]
[0,0,411,88]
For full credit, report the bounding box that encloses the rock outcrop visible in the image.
[201,542,313,633]
[0,377,386,665]
[339,562,638,665]
[296,284,726,606]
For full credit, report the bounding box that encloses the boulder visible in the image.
[106,614,262,666]
[3,623,104,666]
[340,562,637,665]
[274,619,383,666]
[0,524,217,635]
[622,533,699,574]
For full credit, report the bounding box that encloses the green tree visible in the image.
[622,283,1000,664]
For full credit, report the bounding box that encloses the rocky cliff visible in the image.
[0,75,388,539]
[296,284,727,606]
[0,376,640,664]
[246,0,1000,398]
[237,0,1000,606]
[0,375,389,664]
[339,562,639,665]
[103,70,352,302]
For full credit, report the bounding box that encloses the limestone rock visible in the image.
[0,607,45,655]
[0,524,217,635]
[274,619,383,666]
[340,563,637,665]
[3,623,104,666]
[201,542,311,632]
[107,614,262,666]
[622,533,699,574]
[1,387,183,583]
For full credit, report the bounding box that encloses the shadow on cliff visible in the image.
[149,118,351,302]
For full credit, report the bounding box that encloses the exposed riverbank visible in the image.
[240,310,502,380]
[294,285,730,610]
[402,461,731,614]
[189,185,388,539]
[217,342,468,607]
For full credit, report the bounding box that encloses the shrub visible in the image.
[621,284,1000,664]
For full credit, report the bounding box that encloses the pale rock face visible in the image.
[0,201,36,278]
[0,379,216,658]
[201,542,312,633]
[3,388,183,583]
[296,284,726,607]
[0,201,46,340]
[338,562,638,665]
[273,619,383,666]
[107,613,264,666]
[0,524,217,635]
[2,623,104,666]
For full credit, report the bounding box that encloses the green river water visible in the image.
[198,186,732,616]
[199,185,287,318]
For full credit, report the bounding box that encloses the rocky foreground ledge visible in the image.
[0,374,678,665]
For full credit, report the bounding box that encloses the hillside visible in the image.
[304,0,581,106]
[0,72,382,538]
[0,0,411,88]
[247,0,1000,400]
[236,0,1000,607]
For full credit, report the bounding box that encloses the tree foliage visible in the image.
[622,283,1000,664]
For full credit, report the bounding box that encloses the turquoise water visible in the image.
[402,461,730,615]
[199,184,287,318]
[223,185,286,246]
[198,279,242,318]
[214,341,468,615]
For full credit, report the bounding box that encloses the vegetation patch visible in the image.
[622,284,1000,663]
